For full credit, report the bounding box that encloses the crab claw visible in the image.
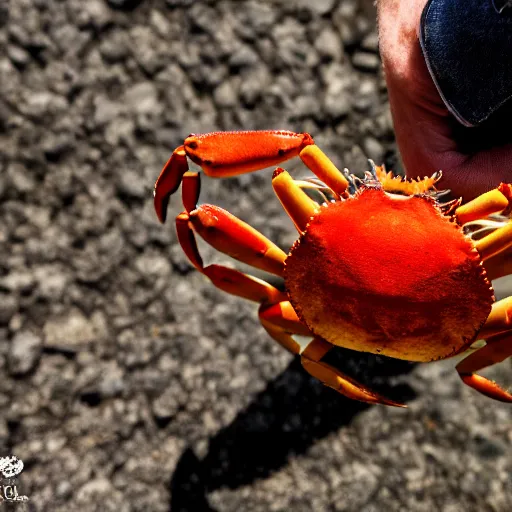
[153,146,188,223]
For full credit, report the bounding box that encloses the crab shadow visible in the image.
[169,348,417,511]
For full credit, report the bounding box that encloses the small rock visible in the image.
[297,0,337,16]
[229,45,260,68]
[361,32,379,54]
[7,45,30,69]
[135,252,171,280]
[1,271,36,294]
[117,169,146,199]
[9,314,23,332]
[352,51,380,72]
[43,308,97,351]
[34,266,68,301]
[43,135,75,162]
[315,27,343,61]
[123,82,160,115]
[78,0,112,29]
[93,95,123,126]
[8,331,42,375]
[76,478,124,505]
[292,95,320,120]
[188,4,218,34]
[55,481,72,499]
[0,294,18,324]
[152,387,182,422]
[353,79,378,112]
[99,30,130,63]
[21,91,68,120]
[7,162,36,194]
[363,137,384,163]
[148,11,167,37]
[213,80,237,109]
[322,65,351,120]
[324,90,350,120]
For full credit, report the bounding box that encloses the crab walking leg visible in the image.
[181,171,201,213]
[259,301,317,355]
[456,331,512,402]
[259,302,406,407]
[176,213,286,304]
[456,183,512,225]
[299,145,349,198]
[301,358,407,407]
[181,172,287,276]
[475,221,512,260]
[479,296,512,339]
[272,168,319,232]
[188,205,287,276]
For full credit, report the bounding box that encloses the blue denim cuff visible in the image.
[420,0,512,127]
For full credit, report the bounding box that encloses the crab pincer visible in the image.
[153,130,314,223]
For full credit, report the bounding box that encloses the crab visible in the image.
[154,130,512,407]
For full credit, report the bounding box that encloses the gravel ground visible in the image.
[1,1,511,511]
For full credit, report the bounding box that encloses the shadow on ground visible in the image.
[169,349,417,511]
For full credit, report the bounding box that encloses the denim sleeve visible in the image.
[420,0,512,126]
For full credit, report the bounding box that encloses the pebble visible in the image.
[7,45,30,68]
[363,136,384,163]
[229,44,260,68]
[8,331,42,375]
[123,82,160,115]
[0,294,18,324]
[352,51,381,71]
[297,0,338,16]
[213,80,238,109]
[315,27,343,62]
[43,308,96,350]
[7,162,36,194]
[117,169,146,199]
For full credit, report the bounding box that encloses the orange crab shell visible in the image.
[285,186,495,362]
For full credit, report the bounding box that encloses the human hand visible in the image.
[377,0,512,201]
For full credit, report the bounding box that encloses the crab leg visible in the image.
[475,221,512,261]
[456,331,512,402]
[301,358,407,407]
[456,183,512,225]
[272,168,319,232]
[259,301,316,355]
[154,131,315,223]
[189,205,287,276]
[479,296,512,338]
[175,214,285,304]
[299,145,349,198]
[180,172,288,276]
[259,302,406,407]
